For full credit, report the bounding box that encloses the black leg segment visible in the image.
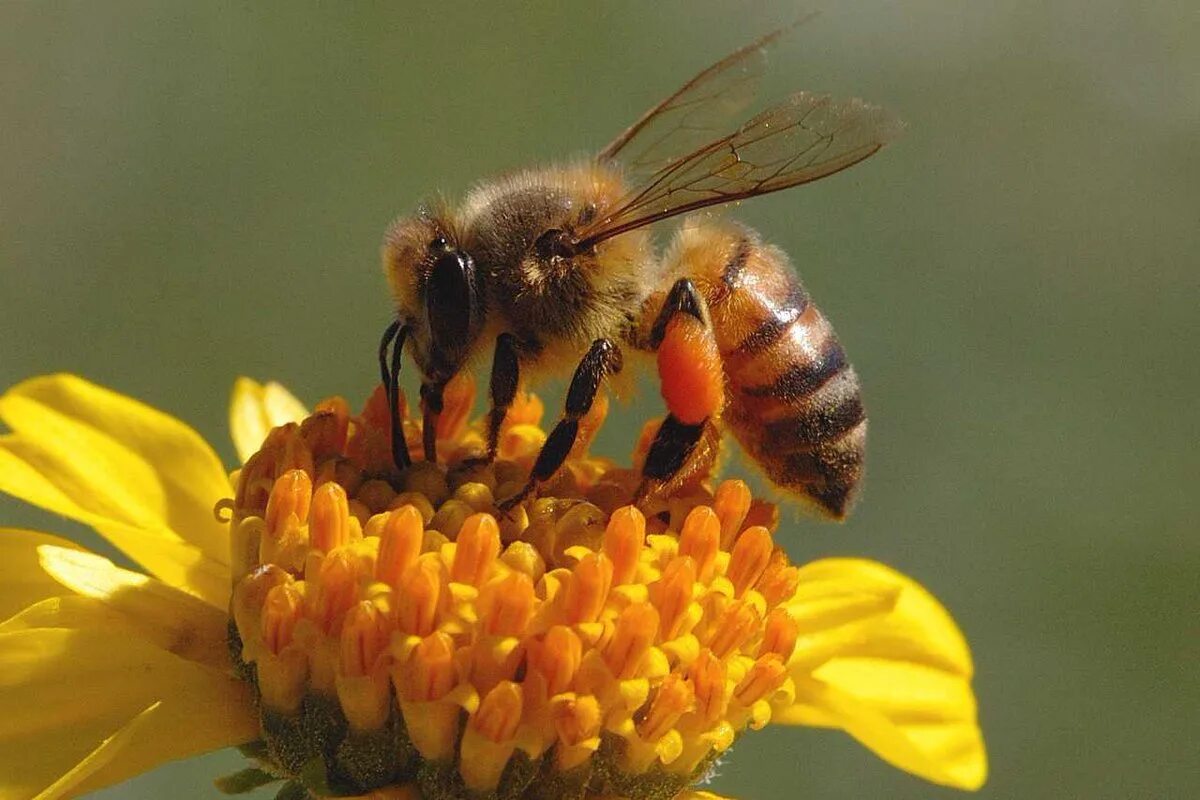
[420,381,445,463]
[499,338,622,510]
[378,319,401,389]
[529,419,580,484]
[641,414,706,482]
[649,278,708,349]
[482,333,521,462]
[378,320,412,470]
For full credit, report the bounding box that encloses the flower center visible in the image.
[225,383,798,799]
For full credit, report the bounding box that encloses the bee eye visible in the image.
[425,249,477,356]
[429,235,449,251]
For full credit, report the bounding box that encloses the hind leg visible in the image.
[637,277,726,502]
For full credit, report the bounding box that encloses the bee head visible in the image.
[382,211,484,382]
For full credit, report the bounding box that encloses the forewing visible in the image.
[599,20,814,179]
[578,92,902,248]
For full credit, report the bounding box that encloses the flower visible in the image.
[0,373,986,799]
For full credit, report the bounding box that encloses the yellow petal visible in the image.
[784,558,902,670]
[777,559,986,790]
[7,545,231,672]
[229,377,308,464]
[0,374,232,570]
[788,674,985,790]
[0,627,256,799]
[0,458,228,607]
[0,529,81,622]
[795,559,972,674]
[32,701,161,800]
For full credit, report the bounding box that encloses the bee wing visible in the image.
[599,19,813,178]
[577,92,903,249]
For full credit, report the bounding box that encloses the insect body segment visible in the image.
[657,224,865,517]
[380,24,895,520]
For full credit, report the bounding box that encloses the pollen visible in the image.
[225,384,804,800]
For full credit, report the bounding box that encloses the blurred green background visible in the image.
[2,2,1197,798]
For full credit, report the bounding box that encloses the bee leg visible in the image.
[647,277,710,349]
[499,338,623,510]
[420,381,446,463]
[483,333,521,462]
[379,319,412,470]
[636,278,725,503]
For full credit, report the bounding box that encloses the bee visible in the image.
[380,24,900,519]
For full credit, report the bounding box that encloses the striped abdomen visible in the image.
[668,224,866,518]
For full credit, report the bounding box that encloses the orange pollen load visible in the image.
[225,385,800,798]
[657,314,725,426]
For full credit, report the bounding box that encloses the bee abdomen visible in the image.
[677,224,866,518]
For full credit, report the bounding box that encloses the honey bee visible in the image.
[380,25,900,519]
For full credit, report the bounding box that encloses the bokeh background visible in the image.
[2,2,1197,798]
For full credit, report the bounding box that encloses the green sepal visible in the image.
[297,754,335,796]
[274,781,311,800]
[236,740,270,760]
[215,767,281,795]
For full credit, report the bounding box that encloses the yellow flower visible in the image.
[0,373,986,799]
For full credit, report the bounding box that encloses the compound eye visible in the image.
[425,250,475,354]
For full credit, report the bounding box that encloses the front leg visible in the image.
[499,338,623,510]
[637,278,725,502]
[378,319,412,470]
[420,381,445,463]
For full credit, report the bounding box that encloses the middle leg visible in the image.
[499,337,623,510]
